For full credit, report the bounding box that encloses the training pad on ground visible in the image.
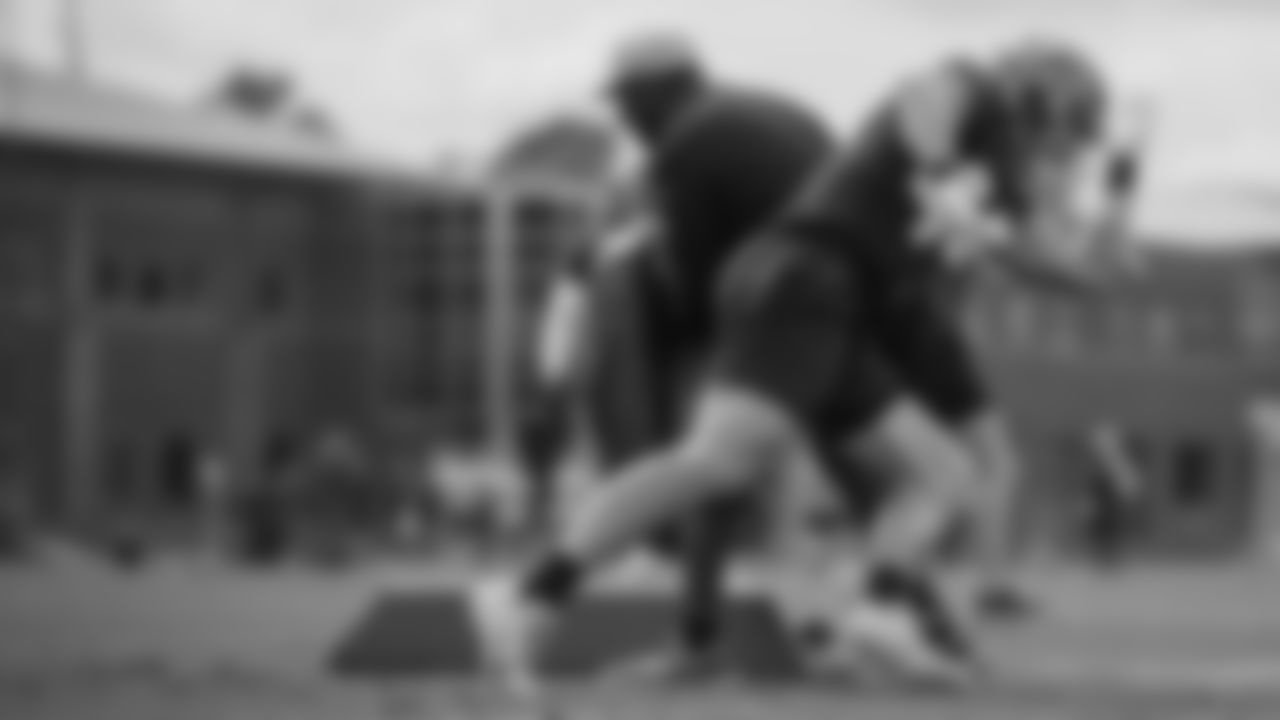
[329,589,804,679]
[412,679,1280,720]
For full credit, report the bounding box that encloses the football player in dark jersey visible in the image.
[545,207,900,685]
[474,36,1144,699]
[522,38,849,681]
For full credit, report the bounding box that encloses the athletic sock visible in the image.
[521,551,585,607]
[678,603,720,656]
[865,563,972,660]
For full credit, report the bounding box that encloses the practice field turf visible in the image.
[4,558,1280,719]
[407,678,1280,720]
[6,673,1279,720]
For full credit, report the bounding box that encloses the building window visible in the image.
[1003,296,1035,346]
[1170,440,1214,507]
[1143,307,1178,352]
[256,268,290,314]
[265,433,301,481]
[401,277,435,314]
[105,441,140,508]
[961,304,985,340]
[1241,283,1278,349]
[1108,308,1145,351]
[1181,308,1230,353]
[1051,303,1079,355]
[96,258,123,301]
[175,264,204,305]
[158,433,199,510]
[1242,308,1277,348]
[138,264,168,306]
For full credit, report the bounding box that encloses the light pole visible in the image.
[61,0,88,82]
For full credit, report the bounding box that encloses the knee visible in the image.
[964,414,1021,491]
[863,403,981,505]
[673,435,774,496]
[909,437,980,506]
[672,389,795,495]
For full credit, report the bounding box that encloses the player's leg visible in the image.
[871,286,1036,620]
[471,239,852,697]
[579,238,674,470]
[671,496,748,669]
[578,237,728,594]
[593,496,754,685]
[614,434,852,685]
[950,411,1038,618]
[833,396,984,671]
[474,385,808,696]
[591,249,748,682]
[731,253,987,675]
[517,387,571,536]
[814,439,891,537]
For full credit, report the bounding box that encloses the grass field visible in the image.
[3,552,1280,719]
[7,675,1278,720]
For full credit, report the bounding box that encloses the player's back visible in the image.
[649,85,834,333]
[775,61,1019,291]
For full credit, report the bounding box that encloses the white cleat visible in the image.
[832,599,980,690]
[470,575,556,706]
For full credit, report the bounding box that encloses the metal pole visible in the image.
[64,179,99,525]
[61,0,87,82]
[483,182,516,461]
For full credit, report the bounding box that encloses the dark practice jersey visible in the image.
[778,63,1025,296]
[646,86,835,335]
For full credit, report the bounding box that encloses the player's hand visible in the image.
[1014,139,1147,286]
[1093,198,1147,276]
[911,168,1012,266]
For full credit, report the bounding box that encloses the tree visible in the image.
[209,65,339,139]
[491,112,619,188]
[212,66,294,118]
[291,105,335,138]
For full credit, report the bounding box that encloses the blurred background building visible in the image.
[969,249,1280,560]
[0,55,1278,562]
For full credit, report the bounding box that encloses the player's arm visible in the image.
[896,65,1014,261]
[534,245,595,391]
[1088,424,1144,499]
[1001,98,1154,291]
[535,218,658,389]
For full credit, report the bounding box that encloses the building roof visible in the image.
[1137,184,1280,247]
[0,60,428,188]
[983,242,1275,310]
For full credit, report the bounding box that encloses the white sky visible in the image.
[5,0,1280,242]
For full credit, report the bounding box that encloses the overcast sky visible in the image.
[5,0,1280,241]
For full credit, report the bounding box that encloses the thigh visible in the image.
[709,238,901,433]
[951,409,1020,486]
[873,287,990,426]
[811,435,893,531]
[842,396,978,500]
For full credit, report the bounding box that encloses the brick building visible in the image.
[495,185,1280,560]
[0,61,599,536]
[5,58,1277,560]
[0,61,433,532]
[967,246,1280,558]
